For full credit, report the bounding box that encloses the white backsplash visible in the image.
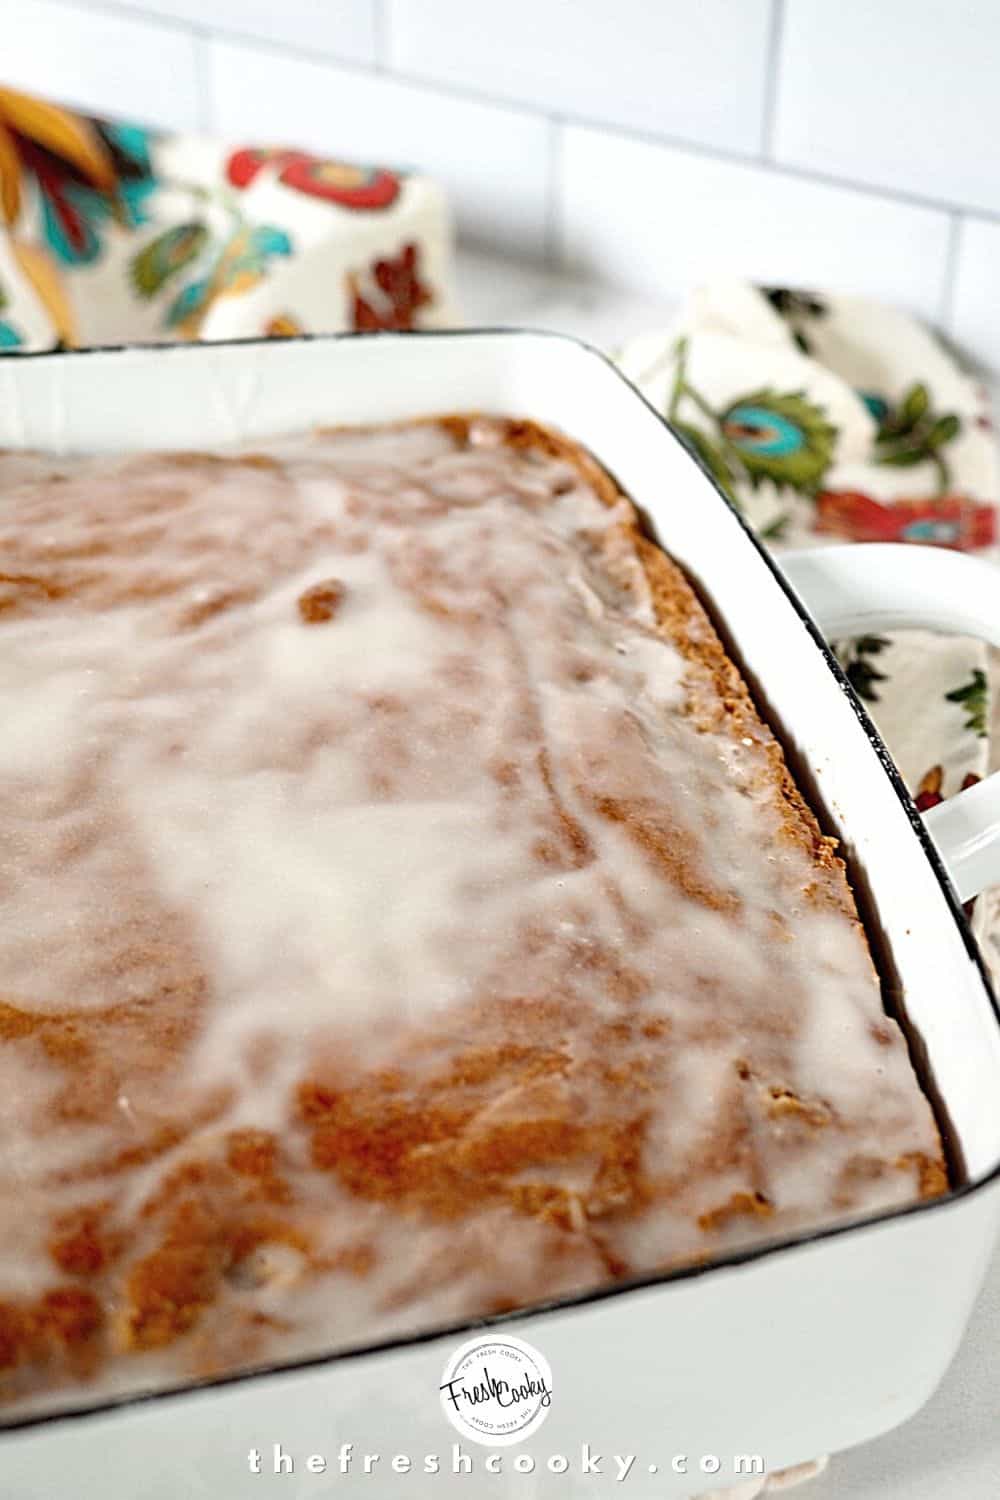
[5,0,1000,367]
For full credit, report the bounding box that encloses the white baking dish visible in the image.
[2,331,1000,1500]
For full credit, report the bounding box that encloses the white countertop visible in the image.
[456,248,1000,1500]
[455,247,677,352]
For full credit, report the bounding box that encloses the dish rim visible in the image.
[2,324,998,1436]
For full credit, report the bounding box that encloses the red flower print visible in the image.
[915,766,981,812]
[226,147,401,210]
[915,765,945,812]
[815,490,996,551]
[349,243,432,332]
[226,147,296,190]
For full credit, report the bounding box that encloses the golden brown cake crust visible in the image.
[482,417,855,899]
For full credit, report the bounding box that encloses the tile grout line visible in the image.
[543,116,1000,230]
[759,0,786,159]
[46,0,383,74]
[22,0,1000,233]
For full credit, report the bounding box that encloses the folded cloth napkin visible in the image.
[0,85,456,351]
[617,279,995,878]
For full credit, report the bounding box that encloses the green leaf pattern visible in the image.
[129,223,209,299]
[665,338,836,509]
[945,670,988,738]
[836,635,891,704]
[873,382,963,496]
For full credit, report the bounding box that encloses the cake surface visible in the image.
[0,415,945,1417]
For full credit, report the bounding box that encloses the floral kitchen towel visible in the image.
[0,85,456,352]
[616,278,995,847]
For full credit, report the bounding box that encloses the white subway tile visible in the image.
[557,125,951,316]
[2,0,200,132]
[100,0,378,65]
[387,0,772,156]
[208,38,550,255]
[774,0,1000,215]
[948,217,1000,373]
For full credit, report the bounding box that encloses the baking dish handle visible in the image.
[779,543,1000,903]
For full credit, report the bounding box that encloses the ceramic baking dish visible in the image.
[2,330,1000,1500]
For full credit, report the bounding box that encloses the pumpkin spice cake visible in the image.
[0,415,946,1418]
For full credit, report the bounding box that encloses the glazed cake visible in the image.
[0,416,946,1417]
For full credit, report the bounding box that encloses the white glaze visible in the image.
[0,420,942,1414]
